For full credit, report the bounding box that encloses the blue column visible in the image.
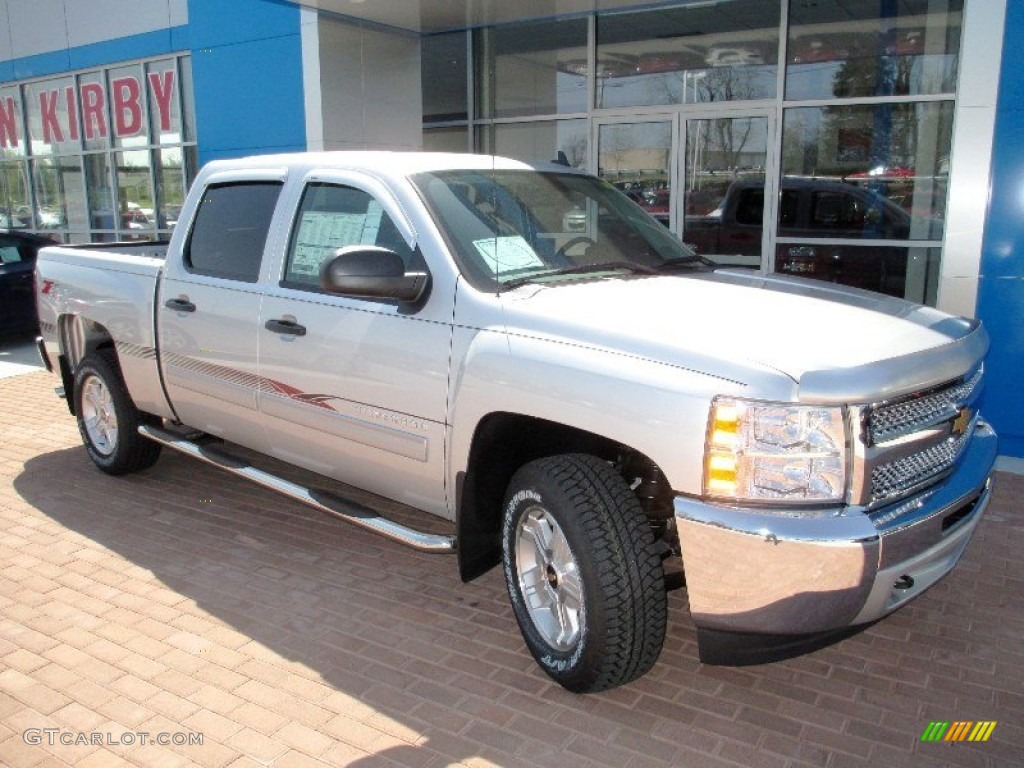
[977,1,1024,458]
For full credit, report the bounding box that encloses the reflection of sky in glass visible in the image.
[555,73,586,115]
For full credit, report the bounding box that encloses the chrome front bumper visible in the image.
[675,422,997,640]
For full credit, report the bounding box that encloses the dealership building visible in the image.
[1,0,1021,460]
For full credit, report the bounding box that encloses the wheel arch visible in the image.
[57,315,117,415]
[456,411,669,582]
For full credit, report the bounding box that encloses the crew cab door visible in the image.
[257,173,453,517]
[158,172,285,452]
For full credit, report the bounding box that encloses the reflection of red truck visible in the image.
[683,178,943,293]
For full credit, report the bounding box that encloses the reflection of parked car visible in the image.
[162,205,183,229]
[641,188,670,226]
[0,230,57,334]
[684,178,942,292]
[122,208,155,240]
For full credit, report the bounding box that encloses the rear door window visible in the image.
[185,182,282,282]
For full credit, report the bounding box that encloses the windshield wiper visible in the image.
[503,261,657,289]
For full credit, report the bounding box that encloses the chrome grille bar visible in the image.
[867,367,983,445]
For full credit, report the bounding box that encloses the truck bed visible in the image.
[35,241,171,419]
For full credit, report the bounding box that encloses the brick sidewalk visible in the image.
[0,370,1021,767]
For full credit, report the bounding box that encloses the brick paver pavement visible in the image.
[0,369,1021,767]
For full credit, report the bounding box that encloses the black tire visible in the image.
[73,350,161,475]
[501,453,667,693]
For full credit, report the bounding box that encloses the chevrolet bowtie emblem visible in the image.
[951,406,973,436]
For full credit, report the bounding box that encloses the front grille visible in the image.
[868,367,983,444]
[870,428,971,500]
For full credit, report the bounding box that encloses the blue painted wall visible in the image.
[187,0,306,164]
[977,1,1024,458]
[0,0,307,166]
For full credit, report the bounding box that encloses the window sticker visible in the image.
[472,235,544,275]
[290,203,386,278]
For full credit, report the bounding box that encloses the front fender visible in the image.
[446,324,737,504]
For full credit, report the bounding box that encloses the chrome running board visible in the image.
[138,424,456,554]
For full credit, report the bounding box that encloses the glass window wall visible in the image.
[781,102,953,240]
[0,161,30,229]
[598,121,672,225]
[423,32,469,124]
[475,18,587,119]
[31,156,86,231]
[424,126,469,153]
[479,120,589,169]
[775,243,940,304]
[596,2,781,109]
[786,0,963,101]
[1,54,196,243]
[425,1,961,305]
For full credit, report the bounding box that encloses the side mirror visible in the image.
[319,246,429,304]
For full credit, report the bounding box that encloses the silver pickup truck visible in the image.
[35,152,997,693]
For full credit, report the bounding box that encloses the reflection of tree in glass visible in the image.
[782,111,816,176]
[710,118,754,173]
[831,50,910,100]
[561,134,587,169]
[696,66,759,103]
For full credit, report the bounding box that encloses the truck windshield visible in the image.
[411,169,708,292]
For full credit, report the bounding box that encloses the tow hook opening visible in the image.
[893,574,915,591]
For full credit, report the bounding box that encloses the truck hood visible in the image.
[500,270,979,394]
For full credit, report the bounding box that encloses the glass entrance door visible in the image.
[596,119,675,229]
[681,114,772,269]
[595,111,774,271]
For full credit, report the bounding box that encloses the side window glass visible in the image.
[185,182,282,282]
[843,194,866,227]
[284,183,415,290]
[0,246,21,265]
[779,189,799,227]
[735,189,764,226]
[811,192,843,228]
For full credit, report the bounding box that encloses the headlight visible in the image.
[704,397,847,504]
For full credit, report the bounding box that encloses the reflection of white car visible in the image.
[705,47,764,67]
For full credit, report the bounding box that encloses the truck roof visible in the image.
[199,151,580,181]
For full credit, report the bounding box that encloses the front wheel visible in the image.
[73,351,162,475]
[501,454,667,693]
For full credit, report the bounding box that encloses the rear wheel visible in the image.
[501,453,667,692]
[74,351,161,475]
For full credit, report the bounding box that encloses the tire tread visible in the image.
[503,453,667,692]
